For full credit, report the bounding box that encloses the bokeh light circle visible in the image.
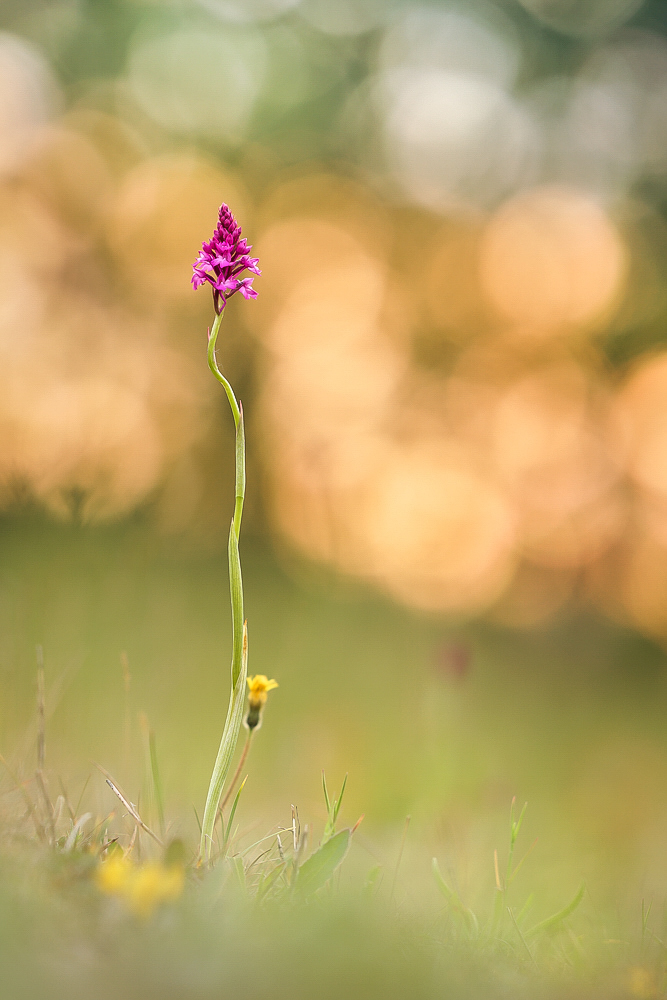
[299,0,390,36]
[106,155,248,299]
[0,33,58,176]
[614,352,667,499]
[515,0,646,39]
[127,26,266,141]
[379,5,521,88]
[197,0,301,24]
[367,444,517,613]
[479,185,627,331]
[381,68,535,212]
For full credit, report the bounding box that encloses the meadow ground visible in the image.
[0,513,664,999]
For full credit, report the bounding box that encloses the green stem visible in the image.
[207,311,245,540]
[199,308,248,862]
[208,311,241,429]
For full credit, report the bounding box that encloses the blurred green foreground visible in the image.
[0,513,665,997]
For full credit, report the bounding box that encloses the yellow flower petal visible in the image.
[96,855,184,919]
[247,675,279,695]
[126,863,185,919]
[96,854,132,896]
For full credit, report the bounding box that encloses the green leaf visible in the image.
[199,590,248,861]
[295,829,350,898]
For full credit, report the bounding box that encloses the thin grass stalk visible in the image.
[218,730,253,819]
[199,309,248,862]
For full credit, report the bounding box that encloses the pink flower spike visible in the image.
[191,203,260,314]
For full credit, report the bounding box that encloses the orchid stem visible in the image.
[199,308,248,863]
[208,311,241,429]
[207,310,244,539]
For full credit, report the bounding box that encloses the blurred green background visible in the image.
[1,0,667,919]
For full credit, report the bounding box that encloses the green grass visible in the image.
[0,512,665,998]
[0,779,654,1000]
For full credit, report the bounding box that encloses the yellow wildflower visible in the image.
[245,674,278,730]
[125,862,185,919]
[628,967,658,999]
[96,853,133,896]
[96,854,184,919]
[247,675,279,706]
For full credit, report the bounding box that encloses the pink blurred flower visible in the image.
[192,203,261,314]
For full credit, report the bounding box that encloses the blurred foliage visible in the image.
[0,0,667,630]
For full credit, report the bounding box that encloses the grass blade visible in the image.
[223,775,248,854]
[333,773,347,824]
[322,771,330,814]
[432,858,479,933]
[390,815,410,903]
[508,906,536,964]
[148,728,165,838]
[97,764,164,847]
[64,813,92,852]
[256,862,286,904]
[526,883,585,939]
[322,773,348,845]
[36,646,45,772]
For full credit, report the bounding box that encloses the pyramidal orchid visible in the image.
[191,203,261,315]
[192,204,264,863]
